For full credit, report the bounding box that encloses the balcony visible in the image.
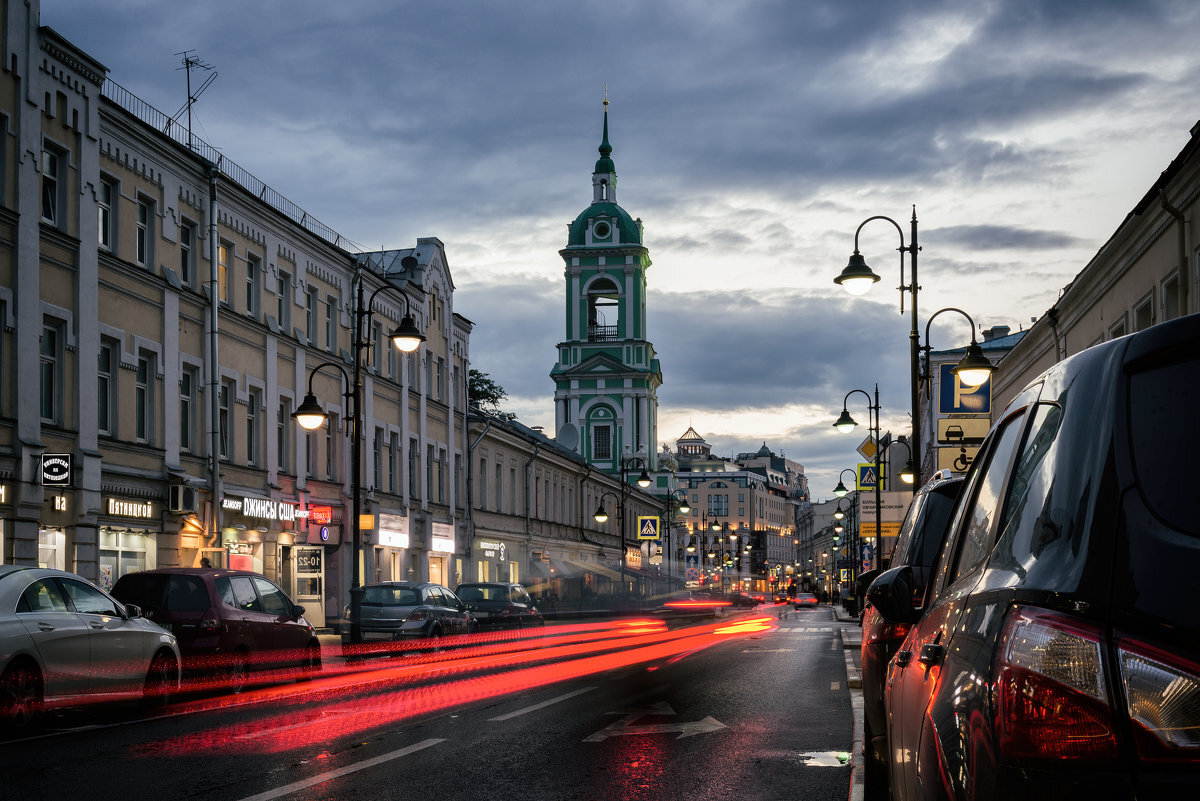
[588,325,620,342]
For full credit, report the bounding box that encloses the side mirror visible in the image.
[124,603,143,619]
[866,565,920,624]
[290,604,306,620]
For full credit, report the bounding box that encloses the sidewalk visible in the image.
[833,607,864,801]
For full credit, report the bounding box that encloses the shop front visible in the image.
[376,512,412,583]
[97,496,160,591]
[472,536,522,584]
[428,522,456,587]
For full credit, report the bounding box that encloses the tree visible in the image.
[468,369,508,413]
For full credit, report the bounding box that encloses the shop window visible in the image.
[99,528,154,591]
[38,527,65,570]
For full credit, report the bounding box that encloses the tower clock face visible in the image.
[593,220,610,239]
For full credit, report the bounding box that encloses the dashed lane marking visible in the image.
[488,687,596,722]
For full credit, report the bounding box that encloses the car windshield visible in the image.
[362,586,421,606]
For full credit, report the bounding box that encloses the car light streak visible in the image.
[137,615,776,756]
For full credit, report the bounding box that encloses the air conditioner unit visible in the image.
[169,485,198,514]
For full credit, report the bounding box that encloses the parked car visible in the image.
[792,592,819,609]
[343,582,476,650]
[111,568,320,694]
[859,470,964,800]
[454,582,543,631]
[868,314,1200,800]
[1,566,180,728]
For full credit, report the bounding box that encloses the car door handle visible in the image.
[38,622,55,632]
[90,623,105,630]
[895,650,912,668]
[918,643,945,666]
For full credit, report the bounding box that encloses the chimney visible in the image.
[982,325,1010,342]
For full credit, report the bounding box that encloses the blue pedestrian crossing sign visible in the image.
[637,516,661,540]
[857,462,883,491]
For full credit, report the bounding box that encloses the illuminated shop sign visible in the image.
[41,454,73,486]
[378,513,410,549]
[106,498,155,519]
[222,495,304,522]
[431,522,455,553]
[309,505,333,525]
[477,540,506,561]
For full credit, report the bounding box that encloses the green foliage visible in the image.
[468,369,508,413]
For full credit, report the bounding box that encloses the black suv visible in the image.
[868,314,1200,800]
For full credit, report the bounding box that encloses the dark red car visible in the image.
[859,470,964,800]
[111,568,321,693]
[454,582,543,632]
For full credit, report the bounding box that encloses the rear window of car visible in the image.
[362,586,420,606]
[114,573,210,613]
[1128,350,1198,535]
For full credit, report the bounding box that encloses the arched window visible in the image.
[587,277,620,341]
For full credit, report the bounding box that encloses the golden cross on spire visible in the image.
[604,84,608,108]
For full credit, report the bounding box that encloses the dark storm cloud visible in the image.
[929,225,1083,251]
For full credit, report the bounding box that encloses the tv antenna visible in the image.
[173,50,217,151]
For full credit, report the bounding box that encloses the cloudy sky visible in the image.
[45,0,1200,498]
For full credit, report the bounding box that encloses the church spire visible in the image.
[592,91,616,203]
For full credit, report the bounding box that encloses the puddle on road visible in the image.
[797,751,851,767]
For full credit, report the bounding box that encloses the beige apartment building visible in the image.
[993,120,1199,409]
[0,1,468,628]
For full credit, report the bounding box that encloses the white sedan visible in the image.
[0,565,180,729]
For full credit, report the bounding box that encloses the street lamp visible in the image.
[833,468,856,498]
[834,208,922,486]
[663,490,690,587]
[292,266,424,645]
[833,385,883,571]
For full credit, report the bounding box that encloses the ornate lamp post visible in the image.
[833,386,884,571]
[293,265,424,645]
[663,489,690,587]
[834,208,922,484]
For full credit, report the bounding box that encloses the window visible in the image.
[278,398,291,473]
[1133,292,1155,332]
[252,577,290,616]
[98,177,116,250]
[374,428,384,489]
[426,444,435,502]
[179,222,194,285]
[1109,314,1128,340]
[390,433,400,494]
[372,321,383,372]
[277,271,291,332]
[436,358,445,401]
[438,448,447,503]
[217,243,231,303]
[246,254,261,317]
[495,463,502,512]
[41,146,63,225]
[246,388,261,466]
[40,322,62,423]
[136,197,154,267]
[180,367,197,453]
[98,339,117,436]
[219,380,234,460]
[135,351,155,444]
[325,298,337,351]
[1162,274,1181,322]
[306,287,319,343]
[593,424,611,460]
[479,458,488,509]
[326,414,338,481]
[409,438,419,499]
[946,412,1026,586]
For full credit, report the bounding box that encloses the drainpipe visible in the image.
[1045,306,1062,363]
[1161,190,1190,316]
[524,442,542,543]
[465,412,494,555]
[207,163,221,549]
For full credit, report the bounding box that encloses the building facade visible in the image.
[993,119,1199,411]
[0,1,467,628]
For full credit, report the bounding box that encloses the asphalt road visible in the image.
[3,605,857,801]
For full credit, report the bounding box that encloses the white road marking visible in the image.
[487,686,596,721]
[741,648,796,653]
[232,738,444,801]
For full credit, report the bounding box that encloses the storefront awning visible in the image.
[565,559,621,581]
[529,558,577,578]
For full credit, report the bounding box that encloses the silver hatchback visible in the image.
[342,581,477,650]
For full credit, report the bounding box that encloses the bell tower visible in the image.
[550,98,661,475]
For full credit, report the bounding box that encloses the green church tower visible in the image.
[550,99,662,476]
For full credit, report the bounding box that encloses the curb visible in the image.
[839,624,865,801]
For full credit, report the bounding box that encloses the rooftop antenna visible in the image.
[173,50,217,152]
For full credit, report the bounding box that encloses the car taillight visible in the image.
[865,619,910,646]
[994,606,1118,764]
[1118,637,1200,763]
[200,608,219,632]
[407,609,429,621]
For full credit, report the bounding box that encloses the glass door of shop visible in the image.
[293,546,325,627]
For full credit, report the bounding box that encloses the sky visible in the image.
[45,0,1200,499]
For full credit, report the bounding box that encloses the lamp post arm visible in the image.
[304,361,353,399]
[921,307,981,383]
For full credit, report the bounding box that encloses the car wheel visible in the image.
[0,660,43,730]
[143,650,178,707]
[225,650,249,695]
[297,643,321,681]
[427,628,444,654]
